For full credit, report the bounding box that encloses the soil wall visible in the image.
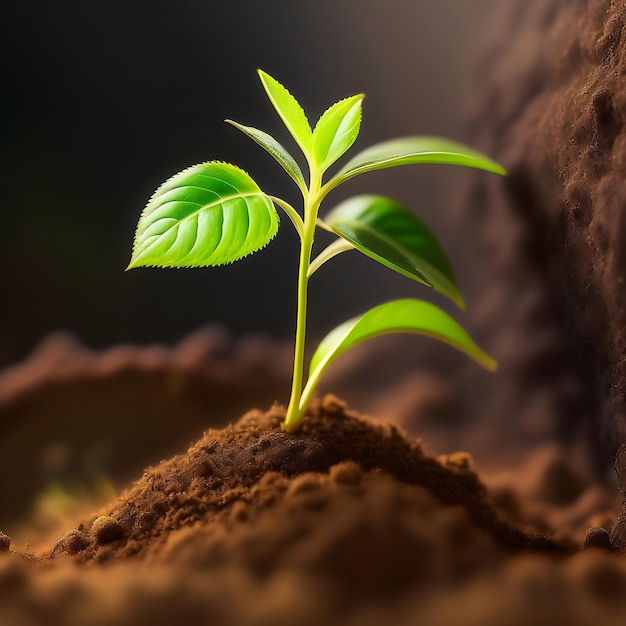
[456,0,626,471]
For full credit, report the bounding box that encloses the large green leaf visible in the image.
[127,162,278,269]
[312,95,363,170]
[258,70,313,158]
[298,299,497,414]
[323,195,464,308]
[324,136,507,193]
[226,119,307,191]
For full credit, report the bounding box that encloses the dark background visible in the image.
[1,0,493,368]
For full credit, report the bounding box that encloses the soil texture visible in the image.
[0,330,623,625]
[463,0,626,543]
[3,394,624,626]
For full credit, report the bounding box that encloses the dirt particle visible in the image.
[321,393,347,413]
[229,501,248,523]
[194,459,216,478]
[135,511,157,532]
[287,473,322,496]
[254,471,285,491]
[329,461,363,486]
[51,529,91,556]
[0,532,10,552]
[91,516,124,544]
[583,526,612,552]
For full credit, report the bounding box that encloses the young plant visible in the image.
[128,70,505,433]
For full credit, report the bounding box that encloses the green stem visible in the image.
[282,168,322,432]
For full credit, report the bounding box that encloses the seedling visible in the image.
[128,70,505,432]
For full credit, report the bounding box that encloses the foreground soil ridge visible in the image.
[37,395,566,563]
[6,397,626,626]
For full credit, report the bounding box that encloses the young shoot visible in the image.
[128,70,505,433]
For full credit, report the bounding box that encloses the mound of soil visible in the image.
[2,396,625,625]
[46,396,563,563]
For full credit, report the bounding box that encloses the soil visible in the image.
[462,0,626,544]
[0,335,623,625]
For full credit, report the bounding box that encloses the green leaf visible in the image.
[312,95,363,170]
[325,136,507,193]
[127,162,278,269]
[226,119,307,191]
[258,70,313,158]
[323,195,464,308]
[300,299,496,413]
[307,237,355,278]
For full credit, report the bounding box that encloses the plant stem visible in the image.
[282,168,322,432]
[282,222,313,431]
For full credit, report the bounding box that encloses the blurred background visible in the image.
[1,0,494,368]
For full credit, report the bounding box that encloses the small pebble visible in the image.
[91,516,124,544]
[584,526,613,552]
[52,529,91,556]
[194,459,216,478]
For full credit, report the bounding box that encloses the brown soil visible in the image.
[463,0,626,543]
[0,327,291,536]
[46,397,563,563]
[0,334,623,624]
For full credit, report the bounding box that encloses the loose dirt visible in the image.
[1,392,625,625]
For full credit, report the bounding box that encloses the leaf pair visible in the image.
[127,165,464,309]
[256,70,363,174]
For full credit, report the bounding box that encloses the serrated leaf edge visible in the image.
[257,69,313,159]
[127,161,279,270]
[312,94,364,168]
